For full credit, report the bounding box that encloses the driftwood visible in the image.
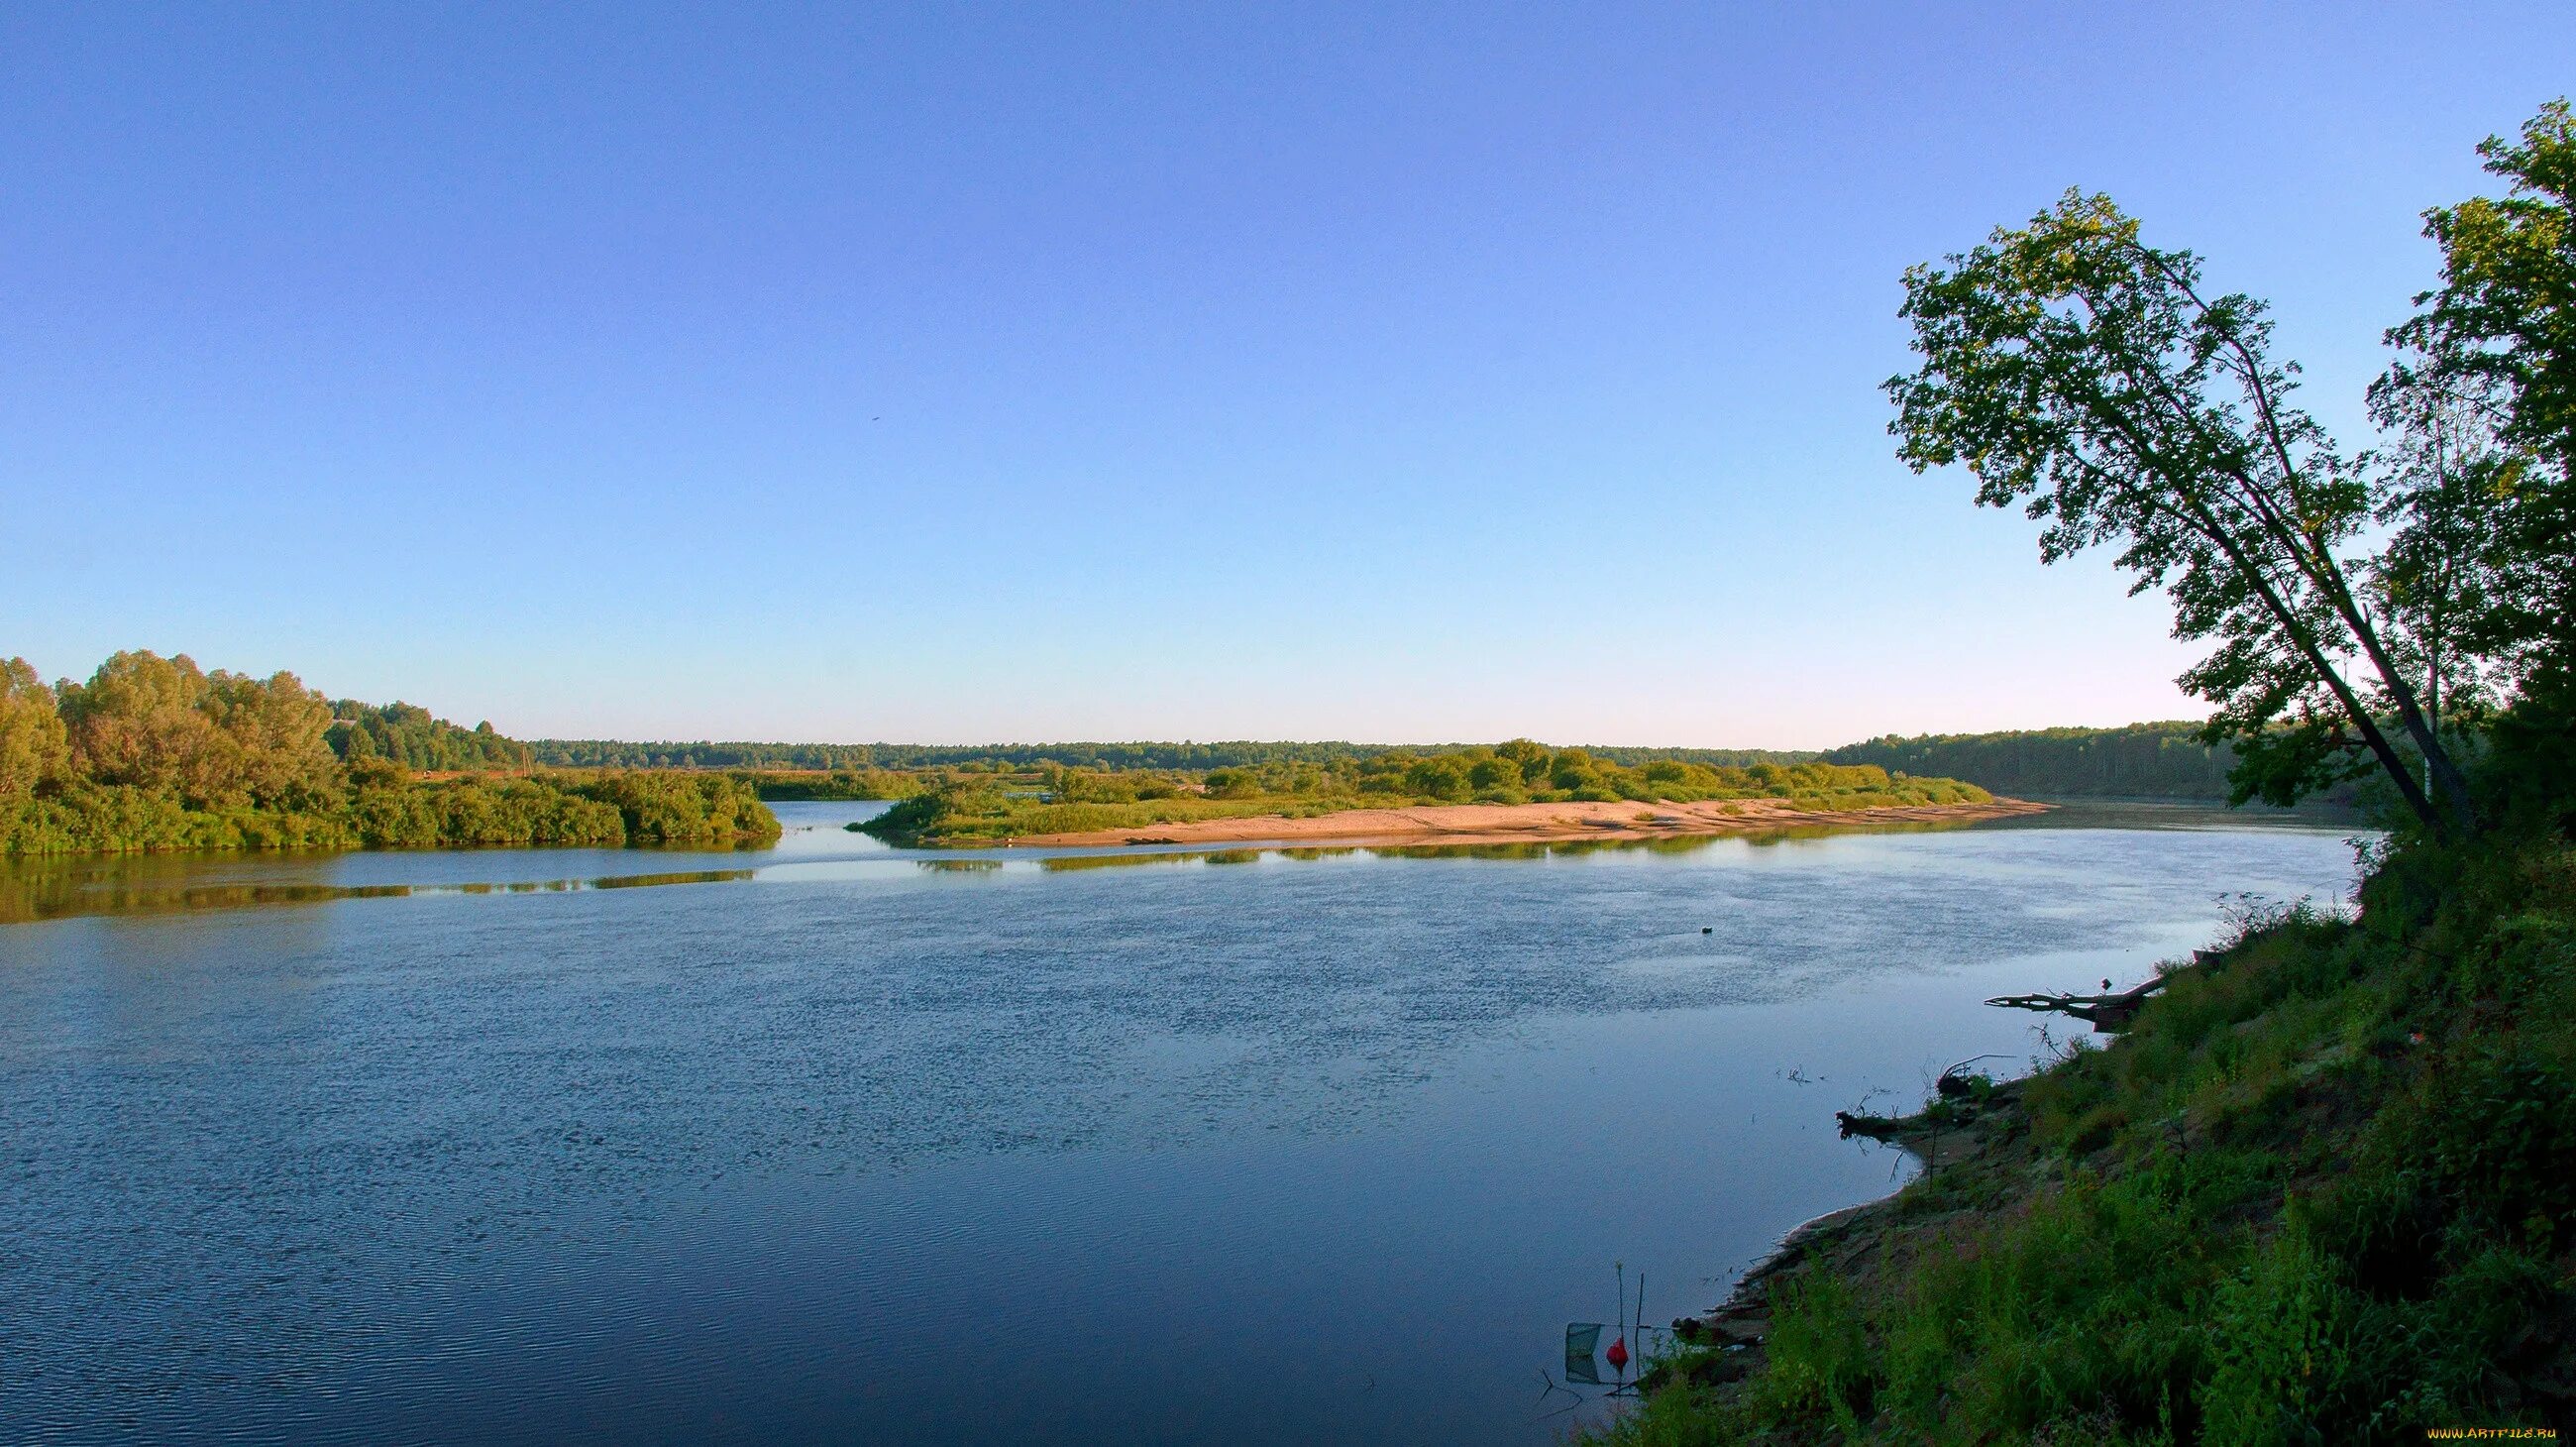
[1833,1109,1907,1141]
[1986,974,2167,1032]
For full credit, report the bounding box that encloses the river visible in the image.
[0,802,2362,1443]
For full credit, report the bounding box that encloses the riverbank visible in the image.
[3,769,779,855]
[1596,822,2576,1443]
[1654,1076,2040,1414]
[993,796,2049,848]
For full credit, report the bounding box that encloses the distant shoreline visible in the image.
[995,795,2050,848]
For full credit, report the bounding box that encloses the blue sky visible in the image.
[3,3,2568,747]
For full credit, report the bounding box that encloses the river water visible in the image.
[0,802,2363,1443]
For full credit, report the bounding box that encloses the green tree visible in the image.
[207,669,343,809]
[56,650,242,806]
[1494,737,1553,784]
[0,657,70,803]
[1403,756,1472,801]
[1643,759,1693,788]
[1887,192,2473,835]
[2382,99,2576,685]
[329,700,533,770]
[1203,767,1261,799]
[2364,367,2513,755]
[1548,748,1597,792]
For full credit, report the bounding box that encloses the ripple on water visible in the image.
[0,804,2363,1444]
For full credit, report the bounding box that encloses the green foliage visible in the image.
[1596,809,2576,1444]
[1826,723,2283,802]
[1496,736,1553,782]
[743,768,931,801]
[2198,1224,2355,1446]
[1615,191,2576,1415]
[2382,97,2576,704]
[1,647,778,854]
[530,735,1815,773]
[207,669,344,809]
[1203,767,1262,800]
[854,747,1992,844]
[1887,190,2473,830]
[6,781,354,853]
[574,771,777,844]
[1403,756,1472,802]
[328,701,534,771]
[343,764,628,847]
[57,650,245,806]
[0,657,69,803]
[1746,1274,1876,1430]
[2401,98,2576,463]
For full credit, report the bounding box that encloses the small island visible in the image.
[851,745,2026,847]
[995,794,2046,848]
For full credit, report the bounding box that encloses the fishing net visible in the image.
[1564,1323,1604,1386]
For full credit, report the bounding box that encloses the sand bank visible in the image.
[1004,796,2049,849]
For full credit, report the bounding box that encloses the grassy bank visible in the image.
[854,752,1993,845]
[1600,819,2576,1443]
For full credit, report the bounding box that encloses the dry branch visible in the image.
[1985,975,2168,1032]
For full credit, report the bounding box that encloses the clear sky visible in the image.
[3,4,2568,747]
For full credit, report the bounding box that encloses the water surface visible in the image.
[0,803,2363,1443]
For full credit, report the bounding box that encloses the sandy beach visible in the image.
[1003,795,2049,848]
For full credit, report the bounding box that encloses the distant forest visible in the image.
[6,646,2326,856]
[529,737,1816,773]
[1824,724,2247,801]
[330,701,534,772]
[539,726,2298,805]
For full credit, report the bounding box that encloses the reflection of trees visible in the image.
[0,860,755,923]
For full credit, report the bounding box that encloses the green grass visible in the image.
[1593,826,2576,1445]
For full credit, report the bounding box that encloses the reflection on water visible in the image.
[1986,798,2367,833]
[0,862,759,924]
[1039,821,2008,871]
[0,800,2363,1445]
[1035,849,1205,872]
[0,800,2358,924]
[0,813,1963,916]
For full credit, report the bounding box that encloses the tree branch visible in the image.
[1986,975,2167,1031]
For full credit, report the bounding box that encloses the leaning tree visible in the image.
[1886,190,2475,836]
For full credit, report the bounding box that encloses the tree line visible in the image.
[1826,723,2263,802]
[331,702,534,772]
[567,726,2294,805]
[1187,741,1967,809]
[659,725,2391,807]
[0,650,776,854]
[529,735,1814,774]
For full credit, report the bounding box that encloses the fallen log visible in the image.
[1833,1109,1909,1141]
[1986,974,2167,1032]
